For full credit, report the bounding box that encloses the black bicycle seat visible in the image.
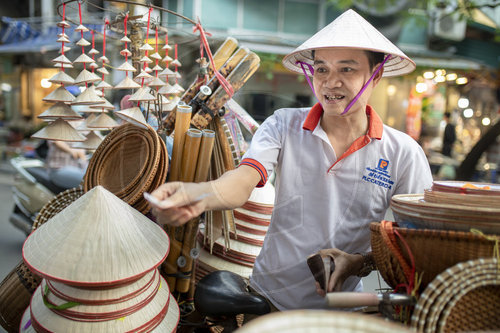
[194,270,271,317]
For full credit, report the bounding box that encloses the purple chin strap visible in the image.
[297,53,391,115]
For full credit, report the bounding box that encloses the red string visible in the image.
[174,44,178,84]
[193,21,234,98]
[61,3,66,72]
[124,14,128,77]
[142,7,153,87]
[101,20,107,82]
[77,1,86,74]
[155,27,159,78]
[91,30,95,73]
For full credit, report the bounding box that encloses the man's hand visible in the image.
[150,182,210,227]
[314,248,364,296]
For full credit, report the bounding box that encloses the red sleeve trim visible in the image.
[239,158,268,187]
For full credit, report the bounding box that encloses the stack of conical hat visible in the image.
[195,182,275,282]
[20,186,179,332]
[31,17,85,142]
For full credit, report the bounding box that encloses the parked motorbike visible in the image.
[9,156,70,235]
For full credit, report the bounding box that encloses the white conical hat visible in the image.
[22,187,170,286]
[162,55,173,63]
[42,86,76,103]
[170,59,182,67]
[282,9,415,77]
[89,62,99,70]
[159,67,175,78]
[128,87,156,102]
[88,48,99,55]
[120,48,132,57]
[57,20,70,28]
[120,36,131,43]
[139,43,154,51]
[151,65,163,71]
[51,54,72,64]
[57,35,70,43]
[97,67,109,75]
[74,24,89,32]
[115,107,149,129]
[149,52,162,60]
[38,102,82,120]
[59,45,71,54]
[72,131,103,150]
[53,62,73,69]
[96,80,113,90]
[73,53,95,64]
[71,85,104,105]
[48,71,75,85]
[74,69,101,85]
[98,55,109,63]
[140,56,153,64]
[148,77,166,88]
[135,70,153,81]
[77,114,99,131]
[158,83,175,95]
[116,61,137,72]
[162,43,172,50]
[31,118,86,142]
[114,76,141,89]
[171,83,185,94]
[76,38,91,47]
[90,98,114,110]
[87,113,119,129]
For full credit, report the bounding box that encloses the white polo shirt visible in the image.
[240,103,433,310]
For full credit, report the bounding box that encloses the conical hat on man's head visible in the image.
[22,186,170,286]
[282,9,415,77]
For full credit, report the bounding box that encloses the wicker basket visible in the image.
[370,221,497,292]
[0,261,42,332]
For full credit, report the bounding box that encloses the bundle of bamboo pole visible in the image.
[160,37,260,295]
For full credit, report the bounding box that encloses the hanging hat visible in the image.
[97,67,110,75]
[74,69,101,85]
[89,98,114,110]
[98,55,109,64]
[51,54,72,65]
[48,71,75,85]
[282,9,415,77]
[96,80,113,90]
[73,53,94,64]
[116,61,137,72]
[38,102,82,120]
[128,87,156,102]
[22,186,170,286]
[71,85,104,105]
[148,77,166,88]
[115,107,149,129]
[43,86,76,103]
[87,113,119,129]
[72,131,104,150]
[31,119,86,142]
[114,76,141,89]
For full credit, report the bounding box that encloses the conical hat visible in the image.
[74,69,101,85]
[38,102,82,120]
[135,70,153,79]
[116,61,137,72]
[159,67,175,77]
[74,24,89,32]
[140,56,153,64]
[139,43,154,51]
[73,53,94,64]
[57,20,70,28]
[31,118,86,142]
[76,38,91,47]
[71,85,104,105]
[171,83,185,93]
[97,66,109,75]
[89,62,99,70]
[120,48,132,57]
[148,77,166,88]
[151,65,163,71]
[87,113,119,129]
[51,54,72,64]
[42,86,76,103]
[57,32,69,38]
[59,45,71,54]
[98,55,109,63]
[88,48,99,55]
[48,71,75,85]
[114,76,141,89]
[162,44,172,50]
[248,181,275,206]
[53,62,73,69]
[158,83,175,95]
[162,55,173,63]
[149,52,162,60]
[96,80,113,90]
[90,98,114,110]
[282,9,415,77]
[72,130,103,150]
[22,186,170,286]
[128,87,156,102]
[115,107,148,129]
[76,114,99,131]
[120,36,131,43]
[56,35,70,43]
[170,59,182,67]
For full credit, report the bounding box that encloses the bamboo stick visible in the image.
[168,105,192,182]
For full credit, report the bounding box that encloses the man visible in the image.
[151,9,433,310]
[441,111,456,157]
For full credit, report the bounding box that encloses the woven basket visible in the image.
[1,187,83,333]
[370,222,496,292]
[0,261,42,332]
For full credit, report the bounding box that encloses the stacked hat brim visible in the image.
[83,123,168,214]
[196,182,275,281]
[282,9,415,77]
[391,180,500,234]
[411,258,500,333]
[21,186,179,332]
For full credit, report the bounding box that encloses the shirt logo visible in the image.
[361,158,394,190]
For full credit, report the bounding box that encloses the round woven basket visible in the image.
[370,222,496,292]
[411,258,500,332]
[0,187,84,332]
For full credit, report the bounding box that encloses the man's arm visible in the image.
[151,165,262,226]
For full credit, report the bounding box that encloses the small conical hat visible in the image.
[151,65,163,71]
[57,20,70,28]
[22,186,170,285]
[115,107,148,129]
[73,53,95,64]
[135,70,152,79]
[170,59,182,67]
[88,62,99,70]
[158,83,175,95]
[162,55,173,63]
[116,61,137,72]
[120,36,131,43]
[90,98,114,110]
[97,67,109,75]
[75,24,89,32]
[88,48,99,55]
[87,113,119,129]
[114,76,141,89]
[149,52,162,60]
[140,56,153,64]
[53,62,73,69]
[51,54,72,64]
[72,131,103,150]
[162,43,172,50]
[57,35,70,43]
[76,38,91,47]
[74,69,101,85]
[171,83,185,93]
[76,114,99,132]
[144,67,152,73]
[128,87,156,102]
[57,32,69,39]
[148,77,166,88]
[96,80,113,90]
[38,102,82,120]
[43,86,76,103]
[159,67,175,77]
[172,72,182,80]
[71,85,105,105]
[120,48,132,57]
[59,46,71,54]
[31,118,86,142]
[139,43,154,51]
[98,55,109,63]
[48,71,75,85]
[282,9,415,77]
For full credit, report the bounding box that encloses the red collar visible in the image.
[302,103,383,139]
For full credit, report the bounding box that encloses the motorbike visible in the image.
[9,156,70,235]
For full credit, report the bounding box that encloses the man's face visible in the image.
[312,48,381,117]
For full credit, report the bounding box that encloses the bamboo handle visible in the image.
[168,105,192,182]
[179,129,203,182]
[325,292,379,308]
